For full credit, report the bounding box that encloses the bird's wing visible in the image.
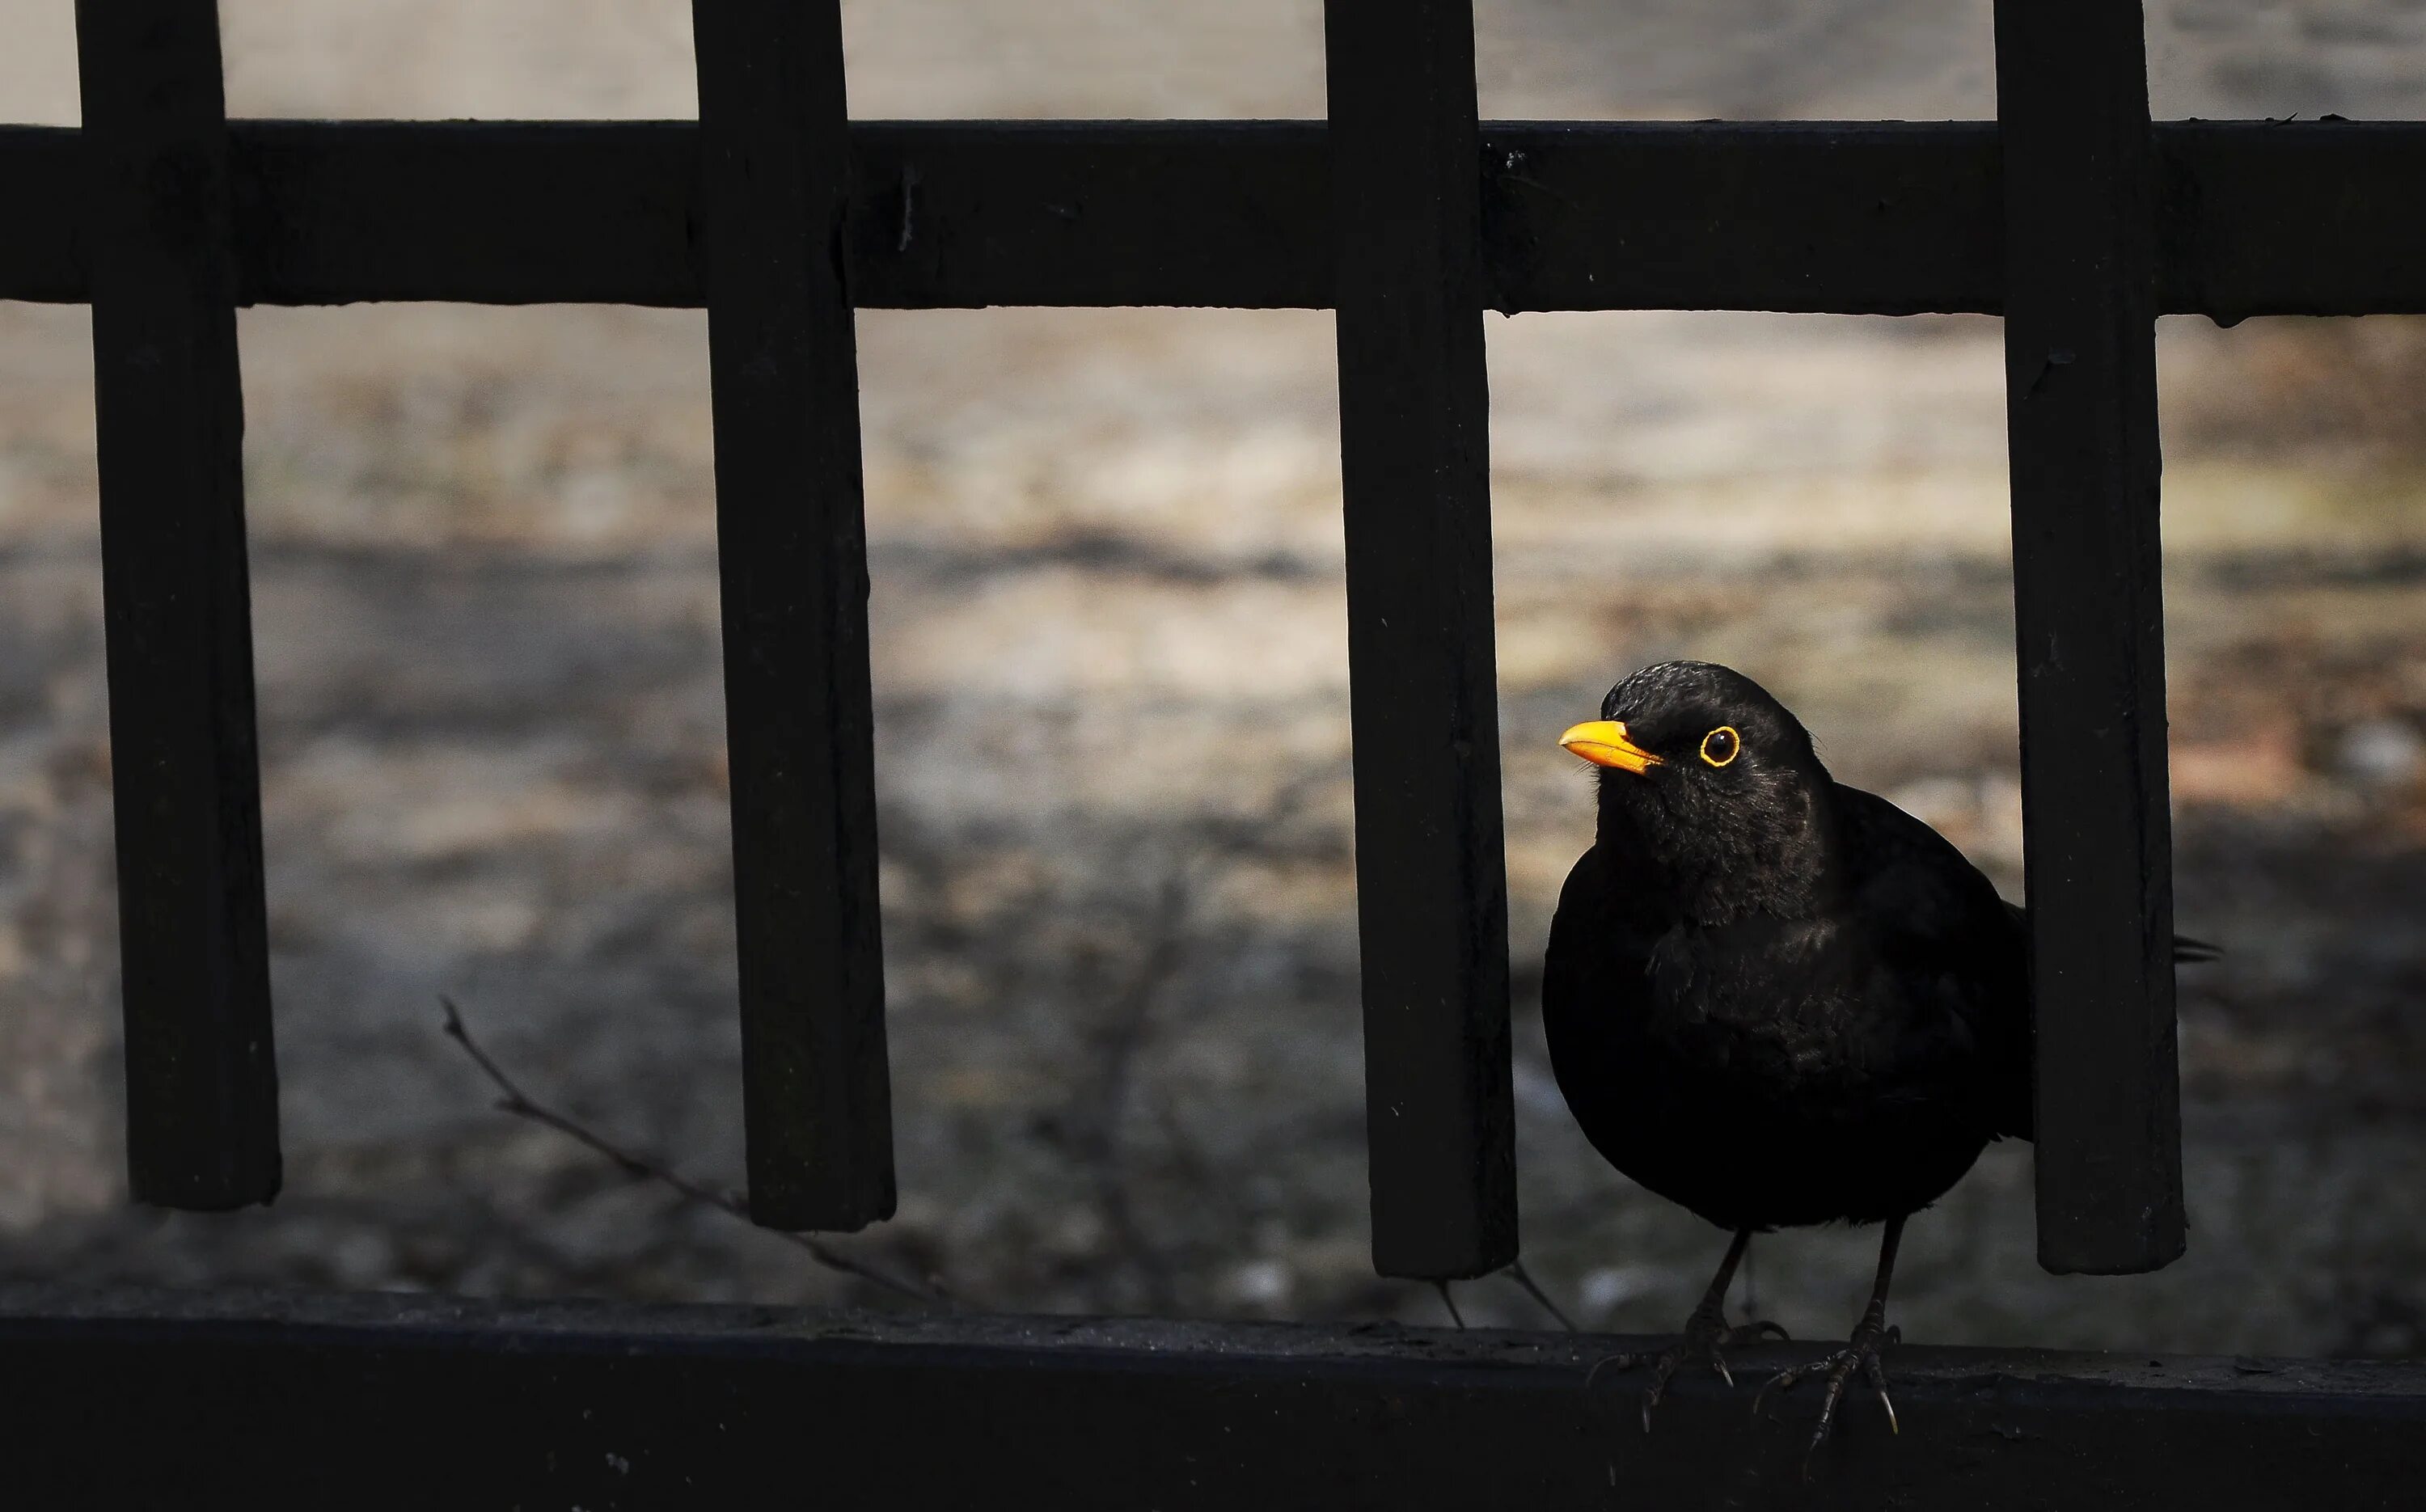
[1834,785,2221,1142]
[1832,783,2035,1138]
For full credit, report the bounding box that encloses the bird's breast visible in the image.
[1637,919,1869,1080]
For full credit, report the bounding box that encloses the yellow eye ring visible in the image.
[1700,726,1741,768]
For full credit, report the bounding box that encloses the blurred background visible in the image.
[3,1,2424,1357]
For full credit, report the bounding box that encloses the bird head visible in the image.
[1560,660,1836,923]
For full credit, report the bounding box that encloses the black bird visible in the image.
[1545,660,2213,1468]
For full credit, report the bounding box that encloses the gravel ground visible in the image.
[3,2,2424,1360]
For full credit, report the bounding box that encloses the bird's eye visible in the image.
[1699,726,1741,768]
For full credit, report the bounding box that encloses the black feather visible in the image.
[1545,661,2217,1231]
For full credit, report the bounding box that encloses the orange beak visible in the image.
[1559,720,1663,775]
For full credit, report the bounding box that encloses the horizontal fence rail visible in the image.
[6,120,2426,316]
[2,1289,2419,1510]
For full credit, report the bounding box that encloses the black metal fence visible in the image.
[4,0,2425,1504]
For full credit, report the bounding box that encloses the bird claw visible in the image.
[1756,1317,1900,1480]
[1587,1311,1790,1432]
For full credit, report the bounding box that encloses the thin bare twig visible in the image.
[1435,1279,1467,1329]
[1067,870,1192,1313]
[1505,1259,1578,1333]
[1437,1269,1577,1333]
[439,995,949,1308]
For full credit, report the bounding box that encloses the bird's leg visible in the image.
[1587,1228,1791,1431]
[1755,1214,1905,1480]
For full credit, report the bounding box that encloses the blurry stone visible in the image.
[1579,1265,1663,1317]
[2337,718,2424,791]
[1224,1258,1293,1310]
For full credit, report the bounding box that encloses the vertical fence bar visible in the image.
[73,1,281,1210]
[1321,0,1518,1279]
[1993,0,2185,1274]
[691,0,894,1231]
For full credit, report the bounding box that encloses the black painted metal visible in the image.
[12,4,2426,1460]
[2,1290,2420,1510]
[691,0,895,1232]
[11,120,2426,315]
[1993,0,2183,1275]
[1323,0,1518,1282]
[71,0,281,1210]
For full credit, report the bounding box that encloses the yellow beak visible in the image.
[1560,720,1663,775]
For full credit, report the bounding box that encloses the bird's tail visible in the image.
[2005,899,2222,963]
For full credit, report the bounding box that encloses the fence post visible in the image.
[1993,0,2186,1274]
[73,0,281,1210]
[691,0,895,1231]
[1322,0,1519,1280]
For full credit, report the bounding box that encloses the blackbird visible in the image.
[1545,660,2213,1470]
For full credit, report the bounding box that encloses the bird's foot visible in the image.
[1754,1316,1900,1480]
[1587,1305,1791,1432]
